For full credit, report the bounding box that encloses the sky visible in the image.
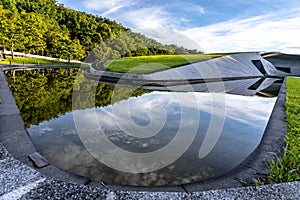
[57,0,300,54]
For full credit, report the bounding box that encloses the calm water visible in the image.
[5,69,280,186]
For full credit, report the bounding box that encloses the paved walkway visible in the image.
[0,143,299,199]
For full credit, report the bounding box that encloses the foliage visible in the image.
[256,77,300,184]
[5,69,147,127]
[5,68,78,127]
[0,1,202,62]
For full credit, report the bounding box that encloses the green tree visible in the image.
[0,6,21,58]
[20,12,48,54]
[0,0,201,62]
[1,0,17,11]
[67,39,86,62]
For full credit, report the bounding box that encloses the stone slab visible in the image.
[29,152,49,168]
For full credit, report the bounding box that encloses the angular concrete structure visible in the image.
[142,53,280,81]
[264,53,300,76]
[142,77,283,96]
[86,53,284,96]
[88,53,283,83]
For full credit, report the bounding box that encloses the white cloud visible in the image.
[71,1,300,54]
[175,2,205,15]
[134,28,203,50]
[117,6,170,30]
[83,0,136,15]
[81,0,205,31]
[78,1,206,51]
[179,8,300,53]
[223,95,276,126]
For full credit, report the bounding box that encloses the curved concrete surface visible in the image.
[142,53,279,81]
[264,53,300,76]
[87,53,285,96]
[88,53,283,83]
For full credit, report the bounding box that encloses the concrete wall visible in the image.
[87,53,283,84]
[264,53,300,76]
[142,53,280,81]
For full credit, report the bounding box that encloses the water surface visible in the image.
[5,69,279,186]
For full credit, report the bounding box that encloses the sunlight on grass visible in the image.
[0,56,80,66]
[105,54,224,73]
[255,77,300,185]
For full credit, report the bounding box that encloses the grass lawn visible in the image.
[260,77,300,184]
[104,54,225,73]
[0,56,81,66]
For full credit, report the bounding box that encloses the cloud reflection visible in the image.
[28,90,277,185]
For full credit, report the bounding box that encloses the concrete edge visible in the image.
[1,67,299,199]
[1,142,299,199]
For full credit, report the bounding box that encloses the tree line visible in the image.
[0,0,201,62]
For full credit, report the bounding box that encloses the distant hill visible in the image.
[0,0,201,62]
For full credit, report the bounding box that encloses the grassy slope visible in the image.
[0,56,81,66]
[263,77,300,184]
[105,54,224,73]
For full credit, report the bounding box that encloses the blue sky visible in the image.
[58,0,300,53]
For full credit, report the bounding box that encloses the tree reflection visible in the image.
[5,68,146,127]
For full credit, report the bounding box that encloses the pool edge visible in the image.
[0,67,291,193]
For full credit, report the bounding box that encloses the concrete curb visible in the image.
[1,143,299,199]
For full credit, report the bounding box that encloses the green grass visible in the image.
[0,56,82,66]
[104,54,224,74]
[256,77,300,184]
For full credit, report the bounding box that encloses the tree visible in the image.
[0,1,200,62]
[67,39,86,62]
[0,6,20,59]
[1,0,17,11]
[20,12,48,54]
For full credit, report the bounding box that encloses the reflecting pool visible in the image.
[5,69,280,186]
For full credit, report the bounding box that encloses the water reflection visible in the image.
[28,91,276,186]
[5,69,279,186]
[141,77,283,97]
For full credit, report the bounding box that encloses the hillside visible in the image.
[0,0,201,62]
